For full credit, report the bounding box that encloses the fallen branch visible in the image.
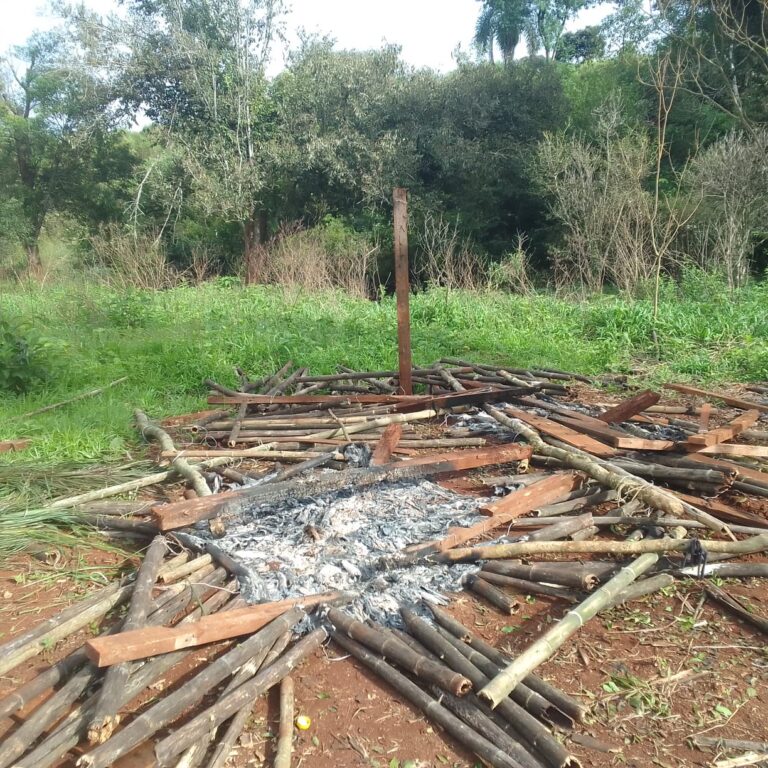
[135,410,210,497]
[274,677,295,768]
[7,378,128,421]
[704,584,768,635]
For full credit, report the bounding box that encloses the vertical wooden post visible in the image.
[393,187,413,395]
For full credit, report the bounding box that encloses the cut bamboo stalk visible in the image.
[482,561,601,591]
[427,605,588,724]
[0,583,133,678]
[400,607,573,733]
[87,535,168,744]
[154,628,327,765]
[326,608,471,696]
[422,625,578,768]
[274,677,295,768]
[479,572,582,602]
[434,533,768,564]
[330,632,530,768]
[535,489,617,517]
[0,581,123,660]
[602,573,675,610]
[77,608,307,768]
[467,576,520,614]
[479,553,659,707]
[84,590,351,666]
[391,630,544,768]
[677,562,768,578]
[159,553,214,583]
[135,410,210,497]
[204,632,293,768]
[175,629,292,768]
[14,586,240,768]
[226,402,249,447]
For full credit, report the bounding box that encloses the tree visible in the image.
[474,0,530,64]
[0,29,133,269]
[119,0,284,277]
[526,0,594,60]
[556,26,606,63]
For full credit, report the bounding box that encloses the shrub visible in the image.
[0,317,57,393]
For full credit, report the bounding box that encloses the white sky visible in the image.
[0,0,613,73]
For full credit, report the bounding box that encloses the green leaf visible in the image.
[312,735,320,747]
[316,691,331,699]
[389,759,400,768]
[500,626,517,634]
[746,687,758,699]
[714,704,733,717]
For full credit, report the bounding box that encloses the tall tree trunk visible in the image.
[244,210,268,284]
[25,241,43,273]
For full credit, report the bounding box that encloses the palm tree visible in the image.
[474,0,530,64]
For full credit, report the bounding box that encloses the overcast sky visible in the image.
[1,0,613,73]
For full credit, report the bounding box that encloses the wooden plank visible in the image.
[697,443,768,457]
[393,187,413,395]
[504,407,617,458]
[687,410,761,448]
[0,439,31,453]
[598,390,660,424]
[151,444,532,532]
[698,403,713,432]
[664,384,768,413]
[371,424,403,466]
[674,492,768,529]
[85,591,345,666]
[393,387,524,414]
[417,474,580,553]
[478,472,581,517]
[546,413,675,451]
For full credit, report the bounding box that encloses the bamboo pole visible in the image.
[14,586,240,768]
[135,410,210,496]
[482,561,601,591]
[87,535,168,744]
[0,584,133,678]
[479,572,582,602]
[274,677,295,768]
[427,605,587,724]
[467,576,520,614]
[326,608,471,696]
[77,608,307,768]
[203,633,293,768]
[434,533,768,563]
[479,553,659,707]
[603,573,675,610]
[154,628,327,765]
[331,632,527,768]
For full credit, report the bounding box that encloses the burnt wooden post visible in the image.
[393,187,413,395]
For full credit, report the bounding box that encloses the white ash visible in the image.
[192,478,485,626]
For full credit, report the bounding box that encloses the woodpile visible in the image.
[1,359,767,767]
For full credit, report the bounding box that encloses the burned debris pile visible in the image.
[1,359,767,768]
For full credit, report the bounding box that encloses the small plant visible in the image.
[0,316,57,393]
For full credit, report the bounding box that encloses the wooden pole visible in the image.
[393,187,412,396]
[274,677,295,768]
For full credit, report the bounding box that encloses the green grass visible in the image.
[0,276,767,470]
